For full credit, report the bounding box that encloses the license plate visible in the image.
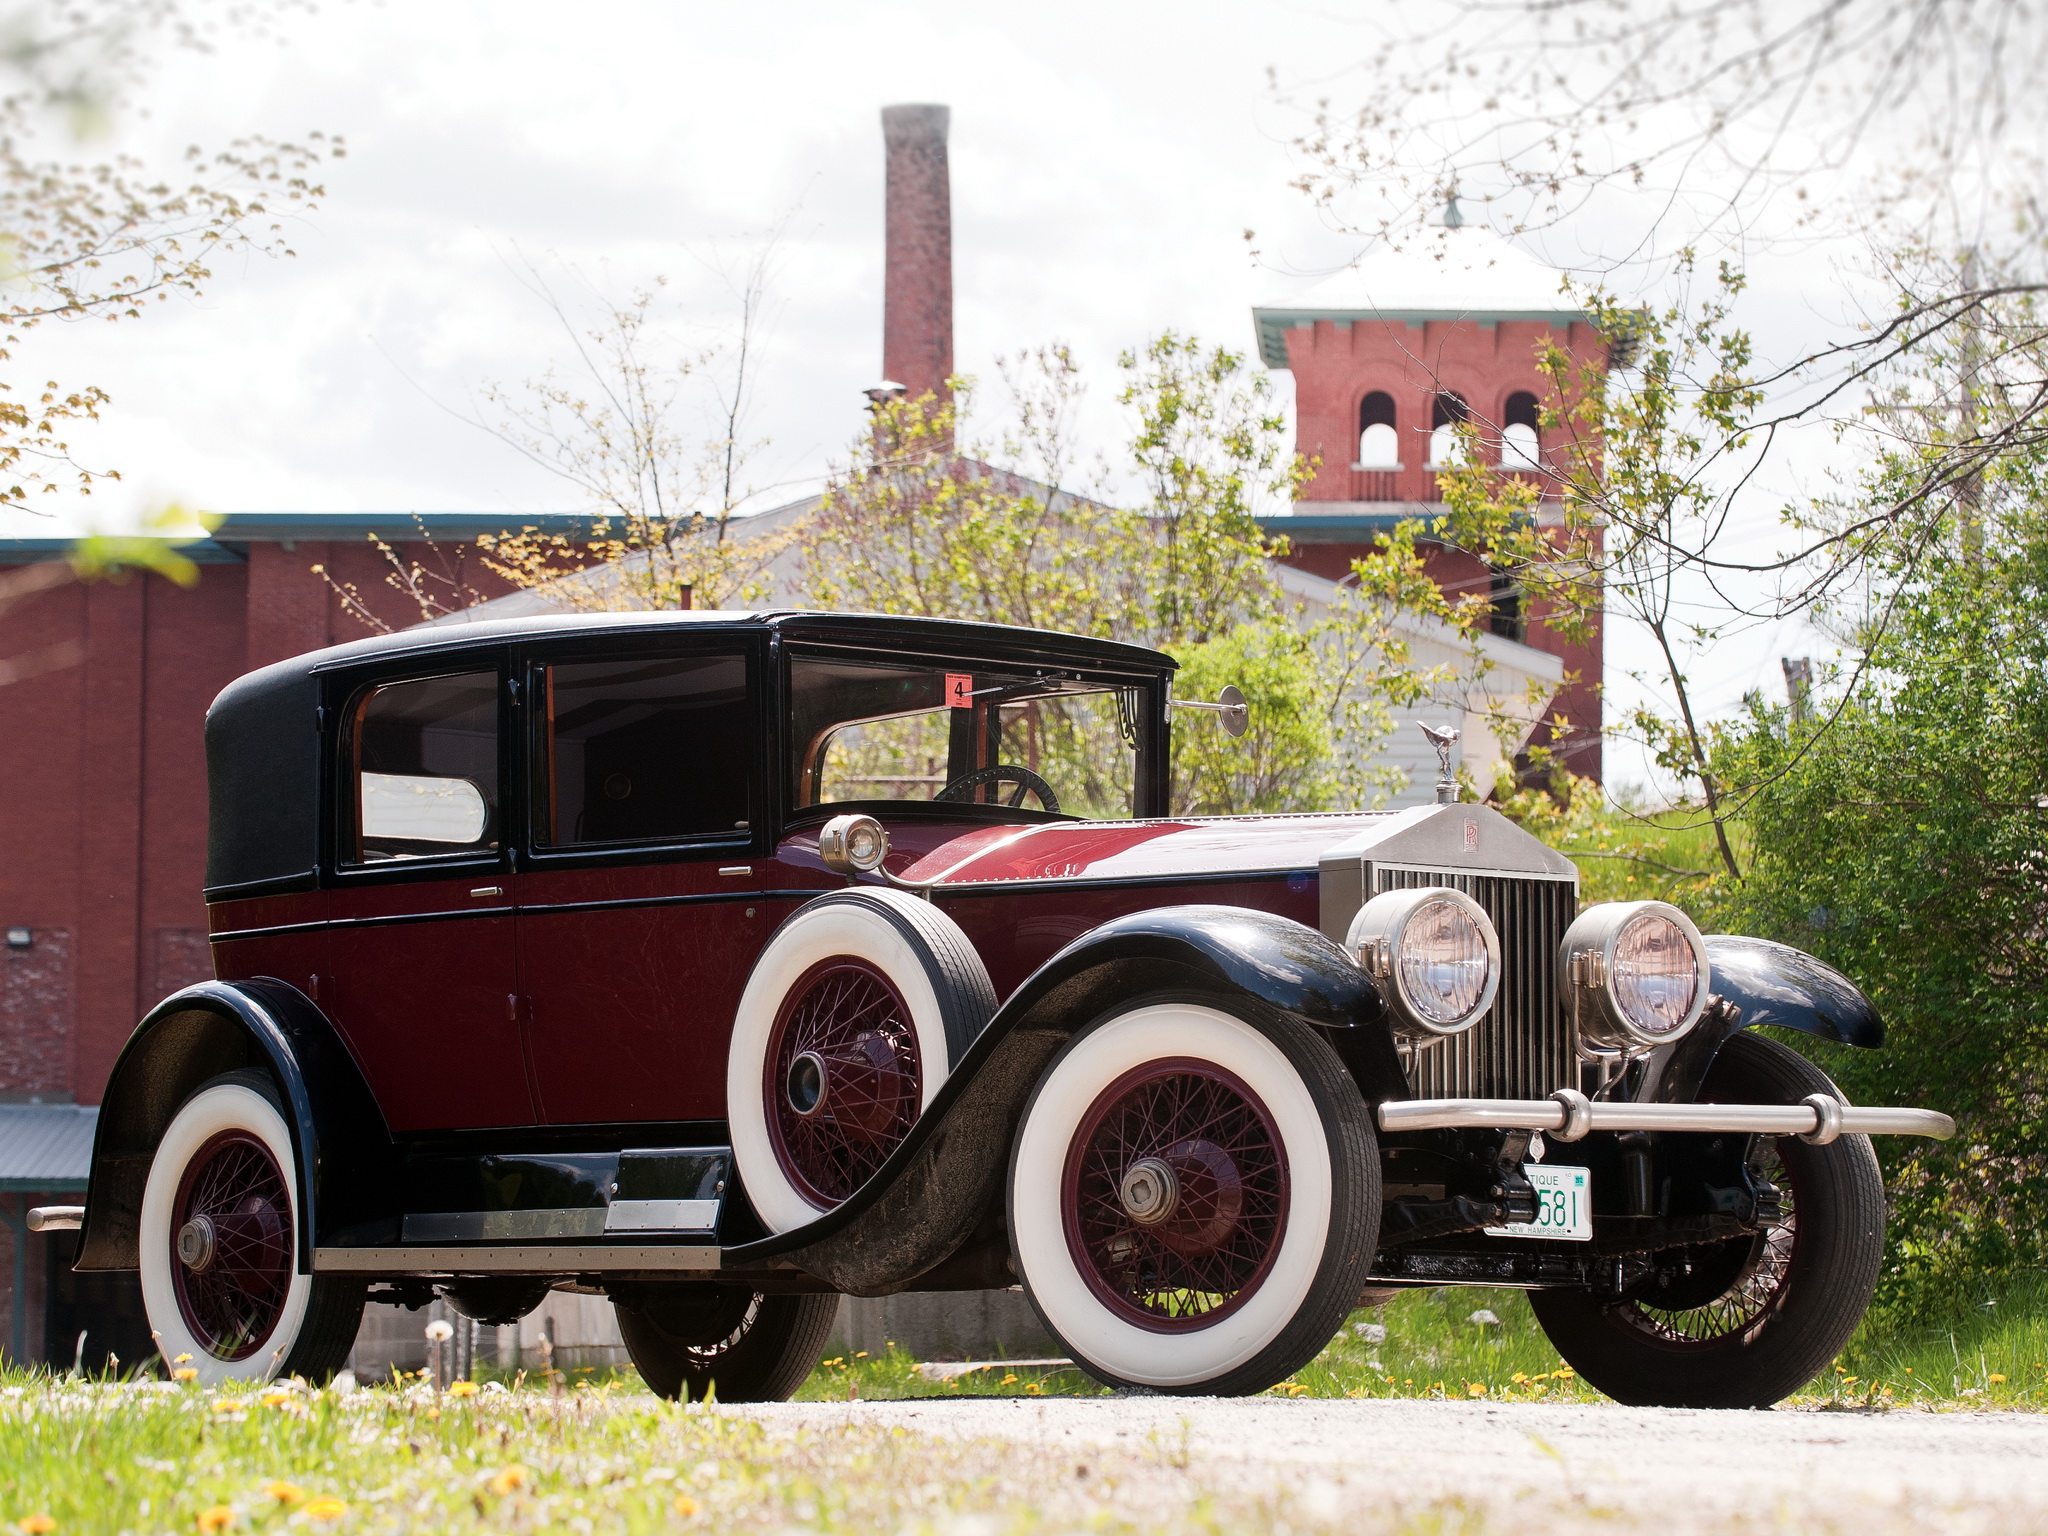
[1486,1164,1592,1241]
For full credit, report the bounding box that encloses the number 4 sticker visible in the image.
[946,673,974,709]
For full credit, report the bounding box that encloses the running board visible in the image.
[313,1244,722,1274]
[1378,1090,1954,1143]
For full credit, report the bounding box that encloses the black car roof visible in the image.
[202,610,1174,900]
[295,609,1174,674]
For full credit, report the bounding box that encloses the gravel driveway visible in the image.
[756,1397,2048,1532]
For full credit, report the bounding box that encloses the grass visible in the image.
[7,1286,2048,1535]
[796,1281,2048,1408]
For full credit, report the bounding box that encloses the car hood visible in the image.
[897,810,1421,887]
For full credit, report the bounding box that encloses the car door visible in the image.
[514,639,770,1125]
[323,659,536,1132]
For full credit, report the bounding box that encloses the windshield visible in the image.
[789,655,1142,820]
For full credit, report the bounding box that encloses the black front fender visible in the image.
[1653,936,1885,1104]
[77,980,395,1274]
[724,904,1399,1291]
[1705,935,1884,1047]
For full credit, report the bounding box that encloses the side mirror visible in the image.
[1173,683,1250,739]
[819,813,890,875]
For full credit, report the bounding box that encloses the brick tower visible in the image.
[1253,223,1608,784]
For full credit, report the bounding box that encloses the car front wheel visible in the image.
[614,1285,838,1402]
[1007,997,1380,1396]
[1529,1031,1886,1409]
[138,1071,365,1384]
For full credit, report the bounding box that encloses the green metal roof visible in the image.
[0,511,600,565]
[1251,306,1586,370]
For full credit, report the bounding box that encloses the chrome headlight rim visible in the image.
[1558,899,1711,1051]
[1345,885,1502,1038]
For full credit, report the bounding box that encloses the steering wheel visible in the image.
[934,764,1061,815]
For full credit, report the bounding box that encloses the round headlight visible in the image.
[818,813,890,875]
[1346,886,1501,1038]
[1557,900,1709,1051]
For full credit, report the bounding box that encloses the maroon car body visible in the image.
[62,610,1951,1405]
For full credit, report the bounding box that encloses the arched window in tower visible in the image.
[1357,391,1399,468]
[1501,391,1541,470]
[1428,392,1469,468]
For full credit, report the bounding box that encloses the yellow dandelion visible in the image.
[262,1483,304,1506]
[173,1354,193,1365]
[1001,1374,1018,1385]
[1511,1373,1530,1385]
[259,1390,293,1408]
[302,1499,346,1522]
[18,1516,56,1534]
[446,1380,479,1398]
[1555,1367,1576,1380]
[211,1399,245,1414]
[490,1466,528,1497]
[1026,1383,1043,1396]
[1467,1384,1487,1397]
[1990,1374,2008,1383]
[673,1495,700,1517]
[196,1508,234,1534]
[173,1369,198,1382]
[854,1351,868,1359]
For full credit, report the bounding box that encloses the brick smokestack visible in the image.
[880,104,953,404]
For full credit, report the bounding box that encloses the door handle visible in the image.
[471,886,504,898]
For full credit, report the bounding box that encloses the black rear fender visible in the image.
[725,904,1400,1292]
[76,980,394,1274]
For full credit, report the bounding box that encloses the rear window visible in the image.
[540,654,752,846]
[349,670,499,863]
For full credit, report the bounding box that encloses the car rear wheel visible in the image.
[1007,997,1379,1395]
[728,889,994,1232]
[139,1071,365,1384]
[1529,1032,1886,1408]
[614,1285,838,1402]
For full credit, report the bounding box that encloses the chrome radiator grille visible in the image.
[1371,864,1579,1099]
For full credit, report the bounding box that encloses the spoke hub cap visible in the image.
[1063,1058,1289,1332]
[170,1129,293,1362]
[765,959,922,1209]
[176,1215,217,1272]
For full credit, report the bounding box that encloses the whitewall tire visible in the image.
[1007,998,1379,1395]
[139,1072,364,1384]
[728,889,995,1233]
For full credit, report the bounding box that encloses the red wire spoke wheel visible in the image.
[170,1129,295,1361]
[764,958,922,1209]
[1061,1059,1289,1330]
[728,889,994,1234]
[1008,1000,1379,1396]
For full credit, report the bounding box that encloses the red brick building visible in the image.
[0,513,586,1363]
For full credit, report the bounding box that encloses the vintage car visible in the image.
[40,610,1952,1407]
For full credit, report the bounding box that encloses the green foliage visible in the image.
[808,344,1430,816]
[1713,491,2048,1321]
[1168,620,1334,814]
[1490,768,1723,910]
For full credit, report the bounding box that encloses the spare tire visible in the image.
[726,888,995,1232]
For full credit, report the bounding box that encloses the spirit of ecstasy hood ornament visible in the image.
[1419,722,1460,804]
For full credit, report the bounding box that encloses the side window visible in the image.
[350,670,500,863]
[541,654,752,847]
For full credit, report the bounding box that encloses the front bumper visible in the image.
[1379,1090,1954,1144]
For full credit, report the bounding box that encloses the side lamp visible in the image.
[818,813,936,899]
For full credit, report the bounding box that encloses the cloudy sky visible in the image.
[5,0,1907,789]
